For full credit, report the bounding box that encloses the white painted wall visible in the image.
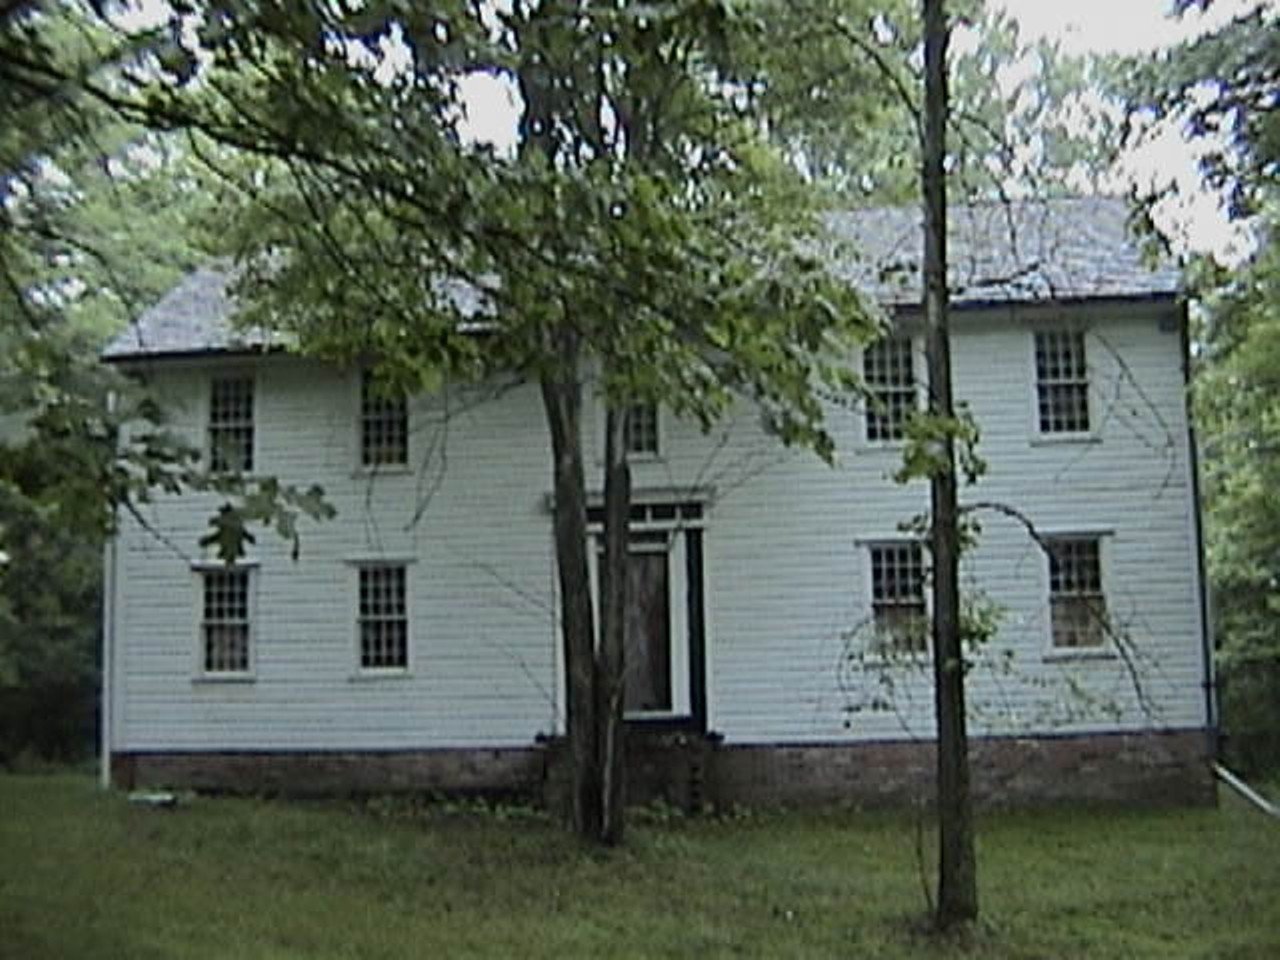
[110,299,1208,753]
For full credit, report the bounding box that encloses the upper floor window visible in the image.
[1048,536,1106,649]
[870,542,928,654]
[864,337,916,442]
[361,371,408,467]
[201,568,252,675]
[358,564,409,670]
[208,376,254,473]
[1034,330,1090,434]
[624,402,660,457]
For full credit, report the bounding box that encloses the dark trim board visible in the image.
[686,528,708,734]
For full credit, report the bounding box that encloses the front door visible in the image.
[624,539,672,713]
[589,525,694,722]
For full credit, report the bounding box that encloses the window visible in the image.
[208,376,254,472]
[361,371,408,466]
[1035,330,1090,433]
[624,402,659,457]
[1048,537,1106,649]
[870,542,928,653]
[358,565,408,670]
[864,337,916,442]
[201,568,251,674]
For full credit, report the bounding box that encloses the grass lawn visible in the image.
[1,774,1277,959]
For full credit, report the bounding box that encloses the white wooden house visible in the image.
[101,198,1215,806]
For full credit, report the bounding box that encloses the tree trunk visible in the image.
[597,405,631,845]
[921,0,978,928]
[538,337,602,840]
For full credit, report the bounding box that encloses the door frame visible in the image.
[585,499,708,734]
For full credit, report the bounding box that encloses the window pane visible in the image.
[1048,538,1106,648]
[864,338,915,441]
[209,377,254,472]
[361,372,408,466]
[358,564,409,669]
[1035,331,1090,434]
[201,569,251,673]
[624,403,659,456]
[870,543,927,653]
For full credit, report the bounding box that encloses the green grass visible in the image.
[2,775,1278,959]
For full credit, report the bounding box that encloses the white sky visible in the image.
[991,0,1271,55]
[991,0,1274,260]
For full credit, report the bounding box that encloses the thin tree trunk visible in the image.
[598,405,631,844]
[921,0,978,928]
[522,1,611,844]
[539,336,602,840]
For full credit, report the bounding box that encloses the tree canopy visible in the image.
[1120,0,1280,768]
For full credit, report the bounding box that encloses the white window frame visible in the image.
[356,370,410,471]
[586,526,690,719]
[191,561,258,682]
[1042,532,1115,658]
[349,559,413,677]
[207,372,256,474]
[1031,328,1094,439]
[623,401,661,460]
[862,335,921,445]
[863,539,930,658]
[594,397,664,465]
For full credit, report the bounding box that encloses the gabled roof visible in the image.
[103,197,1181,361]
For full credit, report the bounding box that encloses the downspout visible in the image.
[100,388,119,790]
[100,528,116,789]
[1181,300,1218,759]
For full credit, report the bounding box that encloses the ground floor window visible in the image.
[358,564,409,670]
[869,542,928,654]
[1048,537,1107,649]
[201,568,252,674]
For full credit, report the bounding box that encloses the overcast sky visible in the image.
[990,0,1271,258]
[991,0,1268,55]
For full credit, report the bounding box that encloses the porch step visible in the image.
[540,730,721,815]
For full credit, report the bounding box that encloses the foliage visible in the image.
[2,2,337,554]
[121,1,881,455]
[1121,0,1280,768]
[0,3,340,761]
[1192,218,1280,769]
[1123,1,1278,220]
[737,0,1119,205]
[0,485,99,763]
[3,773,1280,958]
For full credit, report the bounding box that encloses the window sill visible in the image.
[856,650,932,669]
[1029,433,1100,447]
[854,440,908,454]
[192,673,256,684]
[351,464,413,480]
[348,669,413,682]
[1042,647,1116,663]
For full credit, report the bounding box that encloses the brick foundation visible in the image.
[711,730,1216,809]
[110,747,545,799]
[111,729,1215,808]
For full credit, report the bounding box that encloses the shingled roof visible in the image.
[101,265,276,360]
[103,197,1180,361]
[825,196,1180,306]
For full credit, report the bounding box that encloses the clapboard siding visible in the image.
[111,300,1208,753]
